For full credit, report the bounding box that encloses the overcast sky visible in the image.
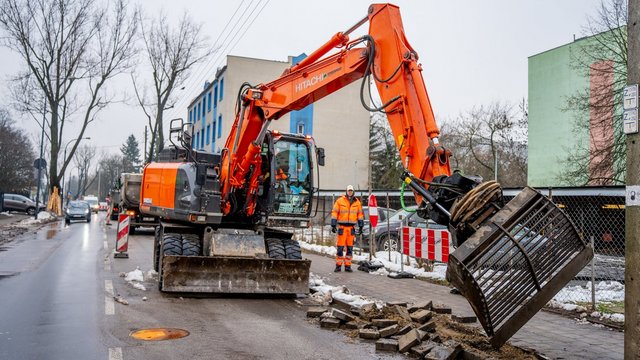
[0,0,602,160]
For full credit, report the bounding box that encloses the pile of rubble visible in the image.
[306,300,539,359]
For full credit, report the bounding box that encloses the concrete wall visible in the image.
[189,55,370,190]
[528,40,589,187]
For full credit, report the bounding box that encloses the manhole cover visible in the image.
[129,328,189,341]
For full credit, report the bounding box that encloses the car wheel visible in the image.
[26,207,35,215]
[265,238,286,259]
[65,218,71,225]
[377,233,399,252]
[87,216,91,223]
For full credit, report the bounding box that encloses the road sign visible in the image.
[624,109,639,134]
[33,158,47,169]
[624,84,638,110]
[368,194,378,228]
[114,213,130,258]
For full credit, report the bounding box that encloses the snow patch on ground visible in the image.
[0,212,13,216]
[554,281,625,303]
[124,267,147,291]
[308,273,380,308]
[17,211,57,225]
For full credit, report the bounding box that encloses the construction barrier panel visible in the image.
[401,226,450,262]
[114,213,129,258]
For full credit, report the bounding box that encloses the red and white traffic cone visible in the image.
[114,213,129,258]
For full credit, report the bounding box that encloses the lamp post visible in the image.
[61,137,90,206]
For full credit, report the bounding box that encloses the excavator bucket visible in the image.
[446,187,593,348]
[160,255,311,294]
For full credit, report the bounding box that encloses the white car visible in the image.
[83,196,100,213]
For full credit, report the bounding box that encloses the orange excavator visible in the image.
[140,4,593,347]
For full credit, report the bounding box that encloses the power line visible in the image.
[166,0,270,121]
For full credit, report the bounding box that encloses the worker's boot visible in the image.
[334,265,342,272]
[344,266,352,272]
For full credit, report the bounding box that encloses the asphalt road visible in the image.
[0,213,403,360]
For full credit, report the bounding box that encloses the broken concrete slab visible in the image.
[418,320,437,333]
[375,338,399,352]
[417,329,430,341]
[398,329,421,353]
[424,343,462,360]
[331,308,356,323]
[461,349,485,360]
[397,324,414,335]
[411,341,437,358]
[359,328,380,340]
[349,306,362,317]
[306,307,328,318]
[360,302,376,313]
[372,318,398,328]
[410,309,434,324]
[387,300,407,307]
[320,317,341,329]
[451,314,477,323]
[394,305,413,322]
[379,324,400,338]
[344,321,360,330]
[432,304,452,314]
[408,300,432,313]
[331,298,353,312]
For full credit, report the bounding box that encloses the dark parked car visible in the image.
[358,206,448,252]
[65,201,91,224]
[2,193,45,215]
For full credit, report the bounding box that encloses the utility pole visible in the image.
[626,1,640,357]
[34,96,46,219]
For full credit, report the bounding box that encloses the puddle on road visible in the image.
[130,328,190,341]
[46,229,57,239]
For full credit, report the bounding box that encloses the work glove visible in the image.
[331,226,337,233]
[331,219,337,233]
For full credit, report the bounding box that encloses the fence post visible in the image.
[591,235,596,311]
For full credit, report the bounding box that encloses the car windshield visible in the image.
[388,207,417,222]
[69,203,86,209]
[86,199,98,205]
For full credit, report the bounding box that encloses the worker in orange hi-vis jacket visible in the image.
[331,185,364,272]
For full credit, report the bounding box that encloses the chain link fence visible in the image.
[301,187,624,315]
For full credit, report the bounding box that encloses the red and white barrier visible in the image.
[401,226,450,263]
[114,213,129,258]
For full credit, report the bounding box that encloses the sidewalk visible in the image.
[305,251,623,360]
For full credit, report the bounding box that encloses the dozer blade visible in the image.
[160,255,311,294]
[446,187,593,348]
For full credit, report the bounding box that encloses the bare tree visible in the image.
[369,113,403,189]
[133,12,214,163]
[72,144,96,198]
[560,0,627,185]
[440,101,528,187]
[0,0,139,199]
[0,109,36,193]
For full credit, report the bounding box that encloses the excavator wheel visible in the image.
[182,233,202,256]
[265,238,286,259]
[283,239,302,260]
[162,233,182,256]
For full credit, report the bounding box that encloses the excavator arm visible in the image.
[220,3,451,217]
[218,3,593,347]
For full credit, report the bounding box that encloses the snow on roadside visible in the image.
[124,267,147,291]
[299,240,447,281]
[308,273,381,309]
[17,211,56,225]
[549,281,625,323]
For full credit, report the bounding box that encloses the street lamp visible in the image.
[62,137,91,206]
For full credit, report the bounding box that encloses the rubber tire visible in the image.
[181,233,202,256]
[129,226,136,235]
[265,238,286,259]
[26,207,35,215]
[377,233,399,253]
[283,239,302,260]
[162,234,183,256]
[153,227,162,272]
[65,218,70,225]
[87,216,91,223]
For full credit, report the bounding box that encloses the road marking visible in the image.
[105,280,114,296]
[108,347,123,360]
[104,256,111,271]
[104,240,108,250]
[105,296,115,315]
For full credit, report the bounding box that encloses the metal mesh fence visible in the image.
[303,187,624,313]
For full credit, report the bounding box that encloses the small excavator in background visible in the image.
[139,3,593,347]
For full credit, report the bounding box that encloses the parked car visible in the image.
[99,202,108,211]
[65,201,91,224]
[83,195,100,213]
[2,193,45,215]
[359,205,448,252]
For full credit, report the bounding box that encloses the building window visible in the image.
[214,86,218,107]
[206,125,210,145]
[200,130,205,149]
[202,97,206,116]
[189,109,192,122]
[197,102,201,120]
[297,122,304,134]
[212,122,216,148]
[219,78,224,101]
[208,92,212,112]
[218,115,222,138]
